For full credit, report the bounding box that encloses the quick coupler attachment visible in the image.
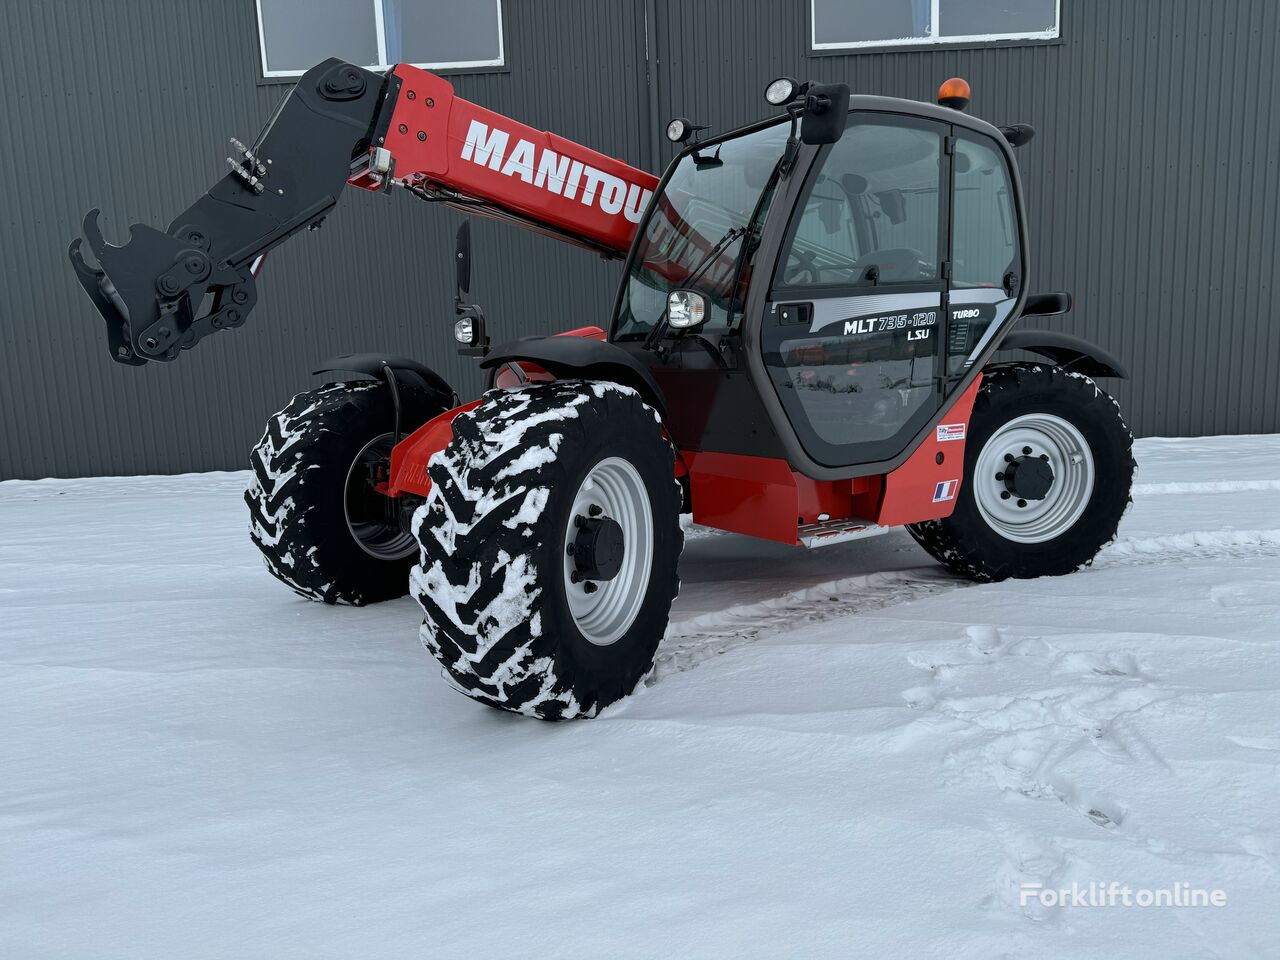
[68,209,256,365]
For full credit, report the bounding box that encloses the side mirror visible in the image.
[800,82,850,145]
[667,290,708,329]
[455,221,471,299]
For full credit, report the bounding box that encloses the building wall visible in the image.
[1,0,1276,479]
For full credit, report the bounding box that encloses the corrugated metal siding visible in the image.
[0,0,1276,479]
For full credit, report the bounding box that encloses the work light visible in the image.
[454,317,474,343]
[764,77,798,105]
[666,118,692,143]
[667,290,707,329]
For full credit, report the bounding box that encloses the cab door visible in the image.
[763,113,951,468]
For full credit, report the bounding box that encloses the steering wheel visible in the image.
[784,249,822,285]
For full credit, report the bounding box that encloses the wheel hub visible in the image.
[570,513,626,583]
[1003,455,1054,500]
[973,414,1096,544]
[562,457,654,646]
[344,432,417,561]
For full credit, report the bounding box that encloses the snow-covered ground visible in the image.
[2,436,1278,958]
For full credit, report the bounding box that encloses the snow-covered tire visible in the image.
[246,380,448,605]
[411,380,683,720]
[908,363,1134,581]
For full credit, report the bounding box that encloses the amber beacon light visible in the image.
[937,77,972,110]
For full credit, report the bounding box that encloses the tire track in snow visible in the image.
[1132,479,1280,496]
[650,527,1280,685]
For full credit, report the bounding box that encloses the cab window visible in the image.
[946,133,1020,373]
[776,120,942,289]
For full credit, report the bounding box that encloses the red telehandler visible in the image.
[70,62,1134,719]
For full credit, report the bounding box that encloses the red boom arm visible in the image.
[351,66,657,256]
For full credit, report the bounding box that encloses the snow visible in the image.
[2,435,1278,958]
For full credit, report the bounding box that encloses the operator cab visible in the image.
[611,78,1027,480]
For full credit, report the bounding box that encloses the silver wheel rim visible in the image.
[563,457,654,646]
[344,432,416,561]
[973,414,1095,544]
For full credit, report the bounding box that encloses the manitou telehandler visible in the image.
[70,62,1134,719]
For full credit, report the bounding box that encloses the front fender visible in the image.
[479,336,666,414]
[313,352,458,407]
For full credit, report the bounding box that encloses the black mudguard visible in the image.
[995,329,1128,379]
[480,337,667,414]
[314,353,457,408]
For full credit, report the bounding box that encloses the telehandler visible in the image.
[71,62,1133,718]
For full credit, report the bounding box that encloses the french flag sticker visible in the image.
[933,479,959,503]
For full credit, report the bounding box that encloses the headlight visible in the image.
[666,118,691,143]
[764,77,798,106]
[667,290,707,329]
[454,317,473,343]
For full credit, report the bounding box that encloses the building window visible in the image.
[256,0,504,78]
[811,0,1058,51]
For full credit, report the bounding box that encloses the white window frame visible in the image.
[811,0,1059,51]
[255,0,505,78]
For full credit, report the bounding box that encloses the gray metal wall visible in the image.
[2,0,1276,480]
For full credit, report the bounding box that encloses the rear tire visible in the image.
[246,380,447,605]
[908,364,1134,581]
[411,381,683,719]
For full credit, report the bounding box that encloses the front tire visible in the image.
[909,364,1135,581]
[246,380,447,605]
[411,381,683,720]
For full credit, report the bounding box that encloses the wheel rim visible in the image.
[972,414,1095,544]
[344,432,416,561]
[562,457,654,646]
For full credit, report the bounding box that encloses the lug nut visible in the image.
[995,472,1005,481]
[1017,499,1027,508]
[1004,453,1014,463]
[588,504,603,517]
[574,515,587,528]
[1040,454,1049,461]
[583,582,599,594]
[1022,446,1032,455]
[1000,491,1011,500]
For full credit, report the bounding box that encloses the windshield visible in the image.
[613,121,790,341]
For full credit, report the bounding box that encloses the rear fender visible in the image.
[995,330,1128,379]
